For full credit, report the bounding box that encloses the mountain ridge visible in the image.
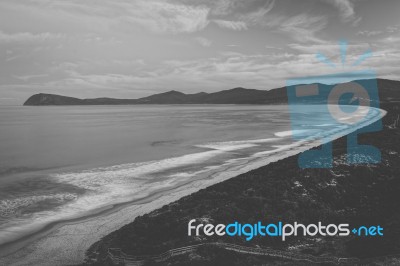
[23,78,400,106]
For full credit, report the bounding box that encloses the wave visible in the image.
[0,193,77,218]
[0,136,285,245]
[53,150,223,190]
[52,137,284,191]
[195,138,280,151]
[274,130,316,138]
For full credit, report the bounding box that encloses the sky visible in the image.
[0,0,399,105]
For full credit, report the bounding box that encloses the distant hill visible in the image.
[23,79,400,106]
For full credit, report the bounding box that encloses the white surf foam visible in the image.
[0,193,78,218]
[275,129,315,138]
[52,150,226,190]
[195,138,280,151]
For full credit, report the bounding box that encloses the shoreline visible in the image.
[0,108,386,266]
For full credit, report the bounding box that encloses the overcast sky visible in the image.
[0,0,399,104]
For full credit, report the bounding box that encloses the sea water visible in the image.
[0,104,379,245]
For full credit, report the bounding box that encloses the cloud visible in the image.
[288,42,375,68]
[357,24,400,38]
[224,2,327,44]
[6,0,211,34]
[213,19,248,31]
[195,37,212,47]
[121,1,210,34]
[386,25,400,33]
[332,0,356,20]
[239,0,275,26]
[0,31,64,43]
[278,14,327,43]
[209,0,242,16]
[265,45,282,50]
[357,30,383,37]
[14,74,49,81]
[322,0,360,25]
[4,42,400,100]
[211,0,275,31]
[1,0,400,104]
[175,0,246,16]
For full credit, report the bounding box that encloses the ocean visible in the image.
[0,104,379,246]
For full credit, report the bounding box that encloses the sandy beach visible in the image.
[0,108,386,266]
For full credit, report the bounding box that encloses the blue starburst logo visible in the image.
[286,40,382,168]
[316,40,373,68]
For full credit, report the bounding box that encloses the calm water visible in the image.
[0,104,367,245]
